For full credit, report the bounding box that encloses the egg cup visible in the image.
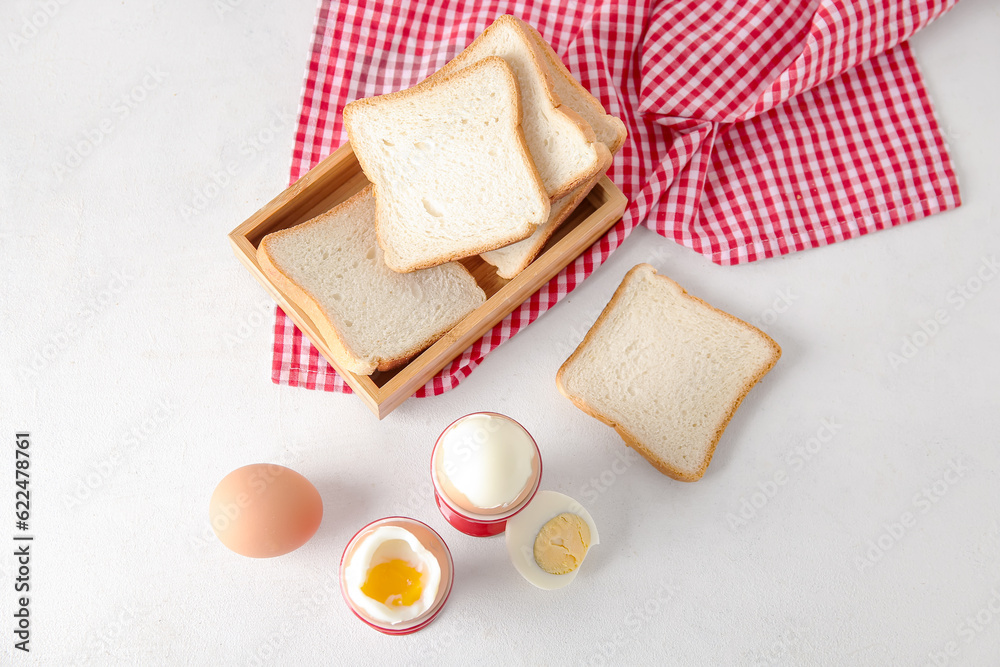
[430,412,543,537]
[339,517,454,635]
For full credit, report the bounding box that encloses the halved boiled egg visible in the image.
[342,525,442,625]
[504,490,599,590]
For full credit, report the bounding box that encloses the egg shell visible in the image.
[339,517,455,635]
[430,412,543,537]
[209,464,323,558]
[437,413,536,510]
[342,525,441,625]
[504,490,599,590]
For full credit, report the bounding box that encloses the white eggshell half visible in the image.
[343,525,441,624]
[504,490,599,590]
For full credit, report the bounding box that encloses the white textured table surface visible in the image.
[2,1,999,665]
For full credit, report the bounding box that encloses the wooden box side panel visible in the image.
[227,143,383,412]
[373,176,627,416]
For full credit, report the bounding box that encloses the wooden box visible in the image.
[229,143,628,419]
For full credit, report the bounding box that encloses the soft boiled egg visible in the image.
[505,490,599,590]
[342,525,442,625]
[435,413,539,514]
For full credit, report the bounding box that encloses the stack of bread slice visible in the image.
[258,16,625,376]
[346,14,626,278]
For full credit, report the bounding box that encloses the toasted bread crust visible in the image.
[556,264,781,482]
[257,185,481,376]
[345,56,548,273]
[427,15,604,200]
[517,17,628,154]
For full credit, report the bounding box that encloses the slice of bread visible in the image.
[474,16,625,279]
[556,264,781,482]
[344,56,550,273]
[517,18,628,154]
[480,148,612,279]
[257,186,486,376]
[427,15,610,200]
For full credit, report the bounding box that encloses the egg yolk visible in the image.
[361,559,423,607]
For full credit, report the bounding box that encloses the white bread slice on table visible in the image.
[556,264,781,482]
[256,186,486,376]
[518,18,628,154]
[344,56,550,273]
[481,148,613,279]
[426,15,611,200]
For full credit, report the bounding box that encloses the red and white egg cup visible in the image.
[430,412,543,537]
[338,516,454,635]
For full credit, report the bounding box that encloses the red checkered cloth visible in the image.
[272,0,961,395]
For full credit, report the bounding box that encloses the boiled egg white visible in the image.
[343,526,442,624]
[436,412,538,512]
[504,490,599,590]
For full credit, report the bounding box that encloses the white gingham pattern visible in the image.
[272,0,961,395]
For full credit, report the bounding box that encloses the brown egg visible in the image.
[209,464,323,558]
